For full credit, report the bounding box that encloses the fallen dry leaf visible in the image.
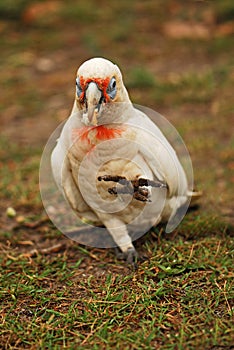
[215,22,234,37]
[22,1,61,24]
[163,21,211,39]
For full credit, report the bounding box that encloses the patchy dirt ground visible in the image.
[1,0,233,230]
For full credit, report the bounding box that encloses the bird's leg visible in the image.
[97,215,138,267]
[98,175,167,202]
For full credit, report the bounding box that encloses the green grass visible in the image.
[0,226,233,349]
[0,0,234,349]
[130,63,234,107]
[0,138,41,207]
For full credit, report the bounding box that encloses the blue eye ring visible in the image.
[106,77,117,100]
[76,77,83,97]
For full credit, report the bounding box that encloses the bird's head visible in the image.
[75,57,131,126]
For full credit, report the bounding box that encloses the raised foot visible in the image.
[98,175,168,202]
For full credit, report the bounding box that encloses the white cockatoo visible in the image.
[51,57,191,263]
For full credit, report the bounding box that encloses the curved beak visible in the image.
[82,82,103,126]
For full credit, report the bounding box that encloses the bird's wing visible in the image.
[51,111,100,222]
[126,108,190,231]
[127,108,189,198]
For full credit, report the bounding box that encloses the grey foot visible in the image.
[124,247,139,265]
[114,247,139,268]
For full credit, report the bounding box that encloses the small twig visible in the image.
[188,243,195,262]
[13,217,50,230]
[215,280,232,314]
[214,240,221,258]
[125,296,140,322]
[22,243,66,258]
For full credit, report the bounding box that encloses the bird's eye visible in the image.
[106,77,117,99]
[76,77,83,97]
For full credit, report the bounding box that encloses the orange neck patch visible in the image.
[72,125,124,145]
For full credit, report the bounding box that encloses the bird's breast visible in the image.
[70,124,136,160]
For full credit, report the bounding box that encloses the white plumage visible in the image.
[51,57,190,262]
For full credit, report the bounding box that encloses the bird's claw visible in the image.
[98,175,167,202]
[124,247,139,265]
[114,247,139,269]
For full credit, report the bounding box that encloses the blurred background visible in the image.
[0,0,233,229]
[0,2,233,347]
